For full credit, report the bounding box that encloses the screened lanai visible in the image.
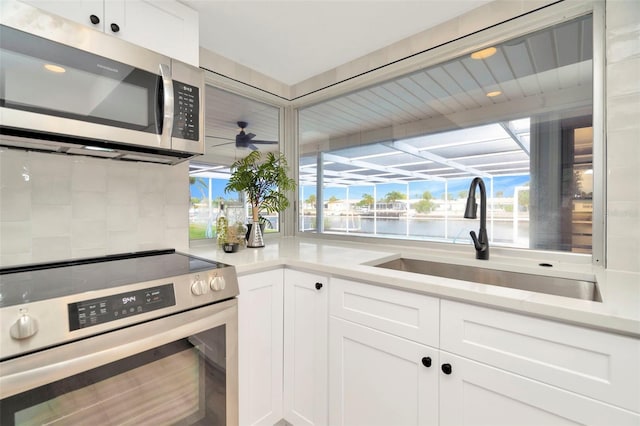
[297,13,594,253]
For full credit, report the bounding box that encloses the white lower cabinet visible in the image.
[440,352,640,426]
[283,269,329,426]
[441,299,640,413]
[329,317,439,426]
[237,271,640,426]
[238,269,284,426]
[328,278,640,426]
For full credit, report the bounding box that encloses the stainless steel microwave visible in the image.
[0,2,204,165]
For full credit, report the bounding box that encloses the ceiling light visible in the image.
[470,47,497,60]
[486,91,502,97]
[44,64,66,73]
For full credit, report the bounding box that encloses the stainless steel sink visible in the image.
[374,258,601,302]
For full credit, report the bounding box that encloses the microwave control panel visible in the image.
[67,283,176,331]
[172,81,200,141]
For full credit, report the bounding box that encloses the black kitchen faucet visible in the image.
[464,177,490,260]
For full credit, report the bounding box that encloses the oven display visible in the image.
[68,284,176,331]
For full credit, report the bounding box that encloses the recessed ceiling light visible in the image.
[44,64,66,73]
[471,47,497,60]
[486,91,502,97]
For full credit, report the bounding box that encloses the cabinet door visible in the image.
[111,0,199,66]
[330,277,439,346]
[441,300,640,412]
[283,269,328,426]
[238,269,284,426]
[19,0,199,66]
[440,352,640,426]
[19,0,104,30]
[329,317,438,426]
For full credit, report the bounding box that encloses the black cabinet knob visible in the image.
[441,363,452,375]
[421,357,432,368]
[110,23,120,33]
[89,14,100,25]
[315,282,323,290]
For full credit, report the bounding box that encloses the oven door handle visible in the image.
[0,299,237,399]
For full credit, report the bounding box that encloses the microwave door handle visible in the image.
[159,63,174,148]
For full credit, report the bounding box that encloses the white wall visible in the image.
[605,0,640,273]
[0,148,189,267]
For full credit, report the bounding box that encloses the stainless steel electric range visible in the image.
[0,249,239,425]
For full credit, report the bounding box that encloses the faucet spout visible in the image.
[464,177,489,260]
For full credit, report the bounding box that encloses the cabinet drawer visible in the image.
[330,278,438,346]
[441,352,640,426]
[441,300,640,412]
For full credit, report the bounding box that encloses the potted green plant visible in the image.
[224,150,296,247]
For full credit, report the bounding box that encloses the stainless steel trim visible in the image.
[374,258,601,302]
[0,264,239,360]
[159,63,174,148]
[0,299,239,425]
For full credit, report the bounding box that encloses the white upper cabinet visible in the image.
[19,0,199,66]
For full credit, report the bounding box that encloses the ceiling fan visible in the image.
[208,121,278,151]
[235,121,279,150]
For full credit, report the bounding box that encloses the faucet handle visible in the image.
[469,230,482,251]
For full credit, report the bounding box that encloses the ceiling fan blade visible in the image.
[206,135,234,141]
[251,140,278,144]
[209,141,235,148]
[248,143,259,151]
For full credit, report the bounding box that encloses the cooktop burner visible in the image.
[0,249,231,308]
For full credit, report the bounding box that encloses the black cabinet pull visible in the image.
[441,363,452,375]
[110,23,120,33]
[421,357,432,368]
[315,282,323,290]
[89,14,100,25]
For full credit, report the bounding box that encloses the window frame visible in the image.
[290,0,606,265]
[188,75,290,246]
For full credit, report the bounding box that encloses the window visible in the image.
[298,13,595,254]
[189,86,280,242]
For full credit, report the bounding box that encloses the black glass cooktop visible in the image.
[0,249,228,308]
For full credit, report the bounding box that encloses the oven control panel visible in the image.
[67,284,176,331]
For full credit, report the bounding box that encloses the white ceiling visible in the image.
[180,0,492,85]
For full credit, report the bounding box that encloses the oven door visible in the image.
[0,299,238,426]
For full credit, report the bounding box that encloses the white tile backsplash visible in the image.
[0,221,31,255]
[32,236,71,261]
[0,188,31,222]
[72,220,107,249]
[31,175,72,205]
[0,148,189,267]
[31,205,72,238]
[606,0,640,272]
[72,159,107,192]
[72,192,107,220]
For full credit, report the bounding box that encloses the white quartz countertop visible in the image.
[189,237,640,337]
